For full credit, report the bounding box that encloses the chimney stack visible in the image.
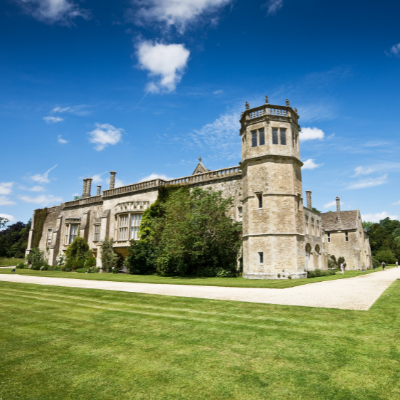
[336,196,342,227]
[109,171,116,189]
[97,185,102,196]
[82,178,88,198]
[86,178,93,197]
[306,190,312,209]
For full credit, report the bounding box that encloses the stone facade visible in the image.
[26,98,372,278]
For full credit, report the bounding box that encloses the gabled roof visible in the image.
[321,210,359,231]
[192,156,210,175]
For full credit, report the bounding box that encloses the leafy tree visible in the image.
[362,221,374,231]
[0,217,9,229]
[0,220,31,258]
[368,223,400,260]
[380,217,400,236]
[64,237,90,270]
[101,237,118,273]
[374,248,396,264]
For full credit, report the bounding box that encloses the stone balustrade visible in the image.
[63,195,103,209]
[102,179,166,198]
[246,104,294,120]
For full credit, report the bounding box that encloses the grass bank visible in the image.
[0,257,24,267]
[0,280,400,399]
[0,265,395,288]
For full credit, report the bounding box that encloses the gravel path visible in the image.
[1,268,400,310]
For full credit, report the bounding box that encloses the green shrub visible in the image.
[16,262,25,269]
[101,237,118,273]
[25,247,46,266]
[85,257,96,269]
[75,267,87,273]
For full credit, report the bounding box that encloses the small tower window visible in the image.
[251,131,257,147]
[237,206,243,221]
[327,233,331,242]
[345,232,349,242]
[258,252,264,264]
[280,129,287,145]
[259,129,265,146]
[257,194,263,208]
[272,128,278,145]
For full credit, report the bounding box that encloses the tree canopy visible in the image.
[0,220,31,258]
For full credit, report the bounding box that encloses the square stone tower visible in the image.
[241,97,306,279]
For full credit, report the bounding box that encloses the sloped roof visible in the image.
[321,210,359,231]
[192,157,211,175]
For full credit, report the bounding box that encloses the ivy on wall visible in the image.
[32,208,48,249]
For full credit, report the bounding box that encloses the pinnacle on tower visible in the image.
[265,95,269,104]
[245,101,249,110]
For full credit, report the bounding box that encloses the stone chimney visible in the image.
[97,185,101,196]
[82,178,88,198]
[109,171,117,189]
[336,196,342,227]
[306,190,312,209]
[86,178,93,197]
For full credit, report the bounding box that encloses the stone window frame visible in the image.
[250,128,266,148]
[68,224,79,244]
[327,232,331,242]
[93,223,100,242]
[47,228,53,246]
[272,127,288,146]
[345,231,349,242]
[115,212,143,242]
[258,252,264,264]
[255,192,263,209]
[237,206,243,221]
[118,214,129,240]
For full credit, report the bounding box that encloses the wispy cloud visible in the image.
[347,174,388,189]
[88,123,123,151]
[29,165,57,184]
[115,178,124,188]
[0,197,16,206]
[43,116,63,123]
[0,182,14,195]
[393,200,400,205]
[300,127,325,141]
[140,173,174,182]
[19,194,62,205]
[15,0,90,25]
[323,200,343,209]
[136,40,190,93]
[20,185,45,192]
[353,162,400,176]
[262,0,283,16]
[58,135,68,144]
[129,0,232,33]
[51,105,90,115]
[302,159,323,170]
[386,43,400,57]
[362,211,398,223]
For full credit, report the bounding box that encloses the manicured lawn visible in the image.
[0,265,395,288]
[0,257,24,267]
[1,280,400,399]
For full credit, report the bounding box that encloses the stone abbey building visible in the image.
[26,98,372,279]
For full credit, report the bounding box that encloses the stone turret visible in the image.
[240,96,305,279]
[306,190,312,209]
[109,171,116,189]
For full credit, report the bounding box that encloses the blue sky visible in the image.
[1,0,400,225]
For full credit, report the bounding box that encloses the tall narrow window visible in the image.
[327,233,331,243]
[237,207,243,221]
[131,214,143,240]
[251,131,257,147]
[345,232,349,242]
[259,129,265,146]
[272,128,278,145]
[311,219,315,236]
[94,225,100,242]
[280,128,287,145]
[119,215,129,240]
[259,252,264,264]
[257,194,263,208]
[47,228,53,246]
[69,224,78,244]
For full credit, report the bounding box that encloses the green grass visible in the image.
[1,280,400,399]
[0,257,24,267]
[0,265,395,288]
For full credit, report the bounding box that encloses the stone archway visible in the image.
[305,243,312,270]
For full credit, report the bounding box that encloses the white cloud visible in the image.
[52,106,71,113]
[299,127,325,141]
[131,0,232,33]
[43,116,63,123]
[58,135,68,144]
[213,90,223,94]
[0,196,17,206]
[387,43,400,57]
[20,186,45,192]
[323,200,343,209]
[362,211,398,223]
[393,200,400,205]
[140,173,174,182]
[19,194,62,205]
[347,174,388,190]
[0,182,14,195]
[0,214,16,223]
[92,174,104,184]
[353,163,400,176]
[263,0,283,15]
[302,159,323,170]
[16,0,90,25]
[30,165,57,184]
[88,123,123,151]
[136,41,190,93]
[115,178,124,188]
